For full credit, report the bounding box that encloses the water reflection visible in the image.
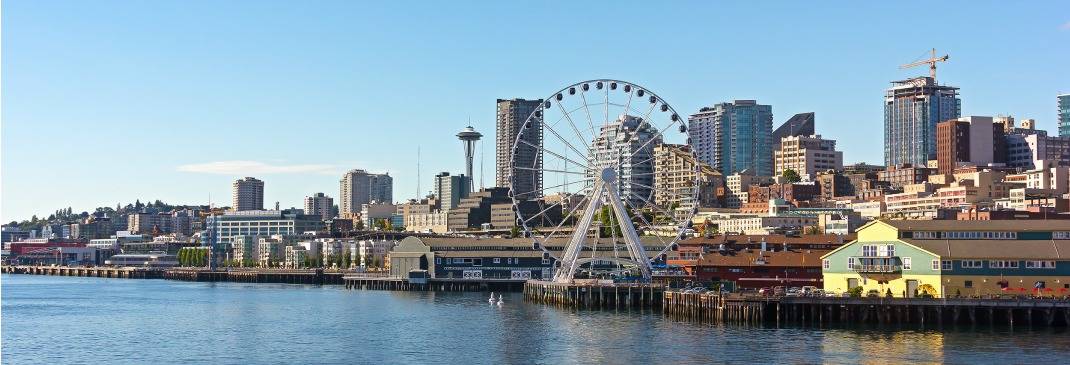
[3,274,1069,365]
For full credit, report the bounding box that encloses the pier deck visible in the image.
[663,291,1070,327]
[523,280,666,310]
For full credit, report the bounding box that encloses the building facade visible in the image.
[232,177,265,211]
[774,134,842,178]
[1059,94,1069,137]
[935,116,1007,174]
[303,192,333,221]
[496,98,543,199]
[822,220,1070,298]
[688,100,774,176]
[588,114,661,207]
[339,169,393,217]
[434,172,470,211]
[884,77,961,167]
[653,144,723,209]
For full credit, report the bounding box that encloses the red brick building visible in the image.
[694,248,829,288]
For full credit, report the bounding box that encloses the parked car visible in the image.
[800,286,819,296]
[785,287,803,297]
[773,286,786,296]
[758,287,773,296]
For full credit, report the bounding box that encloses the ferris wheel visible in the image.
[508,79,699,283]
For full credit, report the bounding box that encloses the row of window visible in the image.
[835,258,1058,271]
[860,244,896,257]
[434,257,552,265]
[911,231,1018,240]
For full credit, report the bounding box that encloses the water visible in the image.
[3,274,1069,365]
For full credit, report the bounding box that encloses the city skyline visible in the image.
[4,1,1070,221]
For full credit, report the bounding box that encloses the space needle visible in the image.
[456,126,482,192]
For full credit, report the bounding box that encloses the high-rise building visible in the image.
[232,177,265,211]
[339,169,393,217]
[303,193,333,220]
[934,116,1007,174]
[496,98,543,199]
[688,100,774,176]
[1059,94,1070,137]
[589,114,661,207]
[772,112,815,149]
[434,172,470,211]
[884,77,961,167]
[774,134,843,178]
[653,144,723,209]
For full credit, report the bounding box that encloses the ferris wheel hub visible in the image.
[599,168,617,184]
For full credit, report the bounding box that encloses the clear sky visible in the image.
[3,1,1069,221]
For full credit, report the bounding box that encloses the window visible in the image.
[862,245,877,257]
[886,245,895,257]
[965,280,973,288]
[847,257,855,270]
[942,260,952,271]
[1025,261,1056,269]
[931,259,940,270]
[435,258,441,264]
[493,258,501,264]
[822,259,830,269]
[541,258,550,265]
[961,260,983,269]
[902,257,912,270]
[990,260,1020,269]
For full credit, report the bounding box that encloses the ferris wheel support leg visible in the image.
[603,183,653,282]
[553,180,605,284]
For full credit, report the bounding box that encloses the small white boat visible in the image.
[489,292,497,304]
[497,294,504,306]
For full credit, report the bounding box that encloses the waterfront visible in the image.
[3,274,1070,364]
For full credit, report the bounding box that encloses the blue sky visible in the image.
[3,1,1069,221]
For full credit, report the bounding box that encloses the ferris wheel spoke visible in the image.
[625,116,682,160]
[515,178,592,206]
[578,90,598,136]
[514,166,585,175]
[625,191,677,222]
[537,192,593,242]
[555,102,592,152]
[541,122,593,166]
[621,198,670,255]
[516,139,589,171]
[629,181,688,198]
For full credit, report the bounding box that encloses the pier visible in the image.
[343,275,527,292]
[2,265,163,279]
[164,268,345,285]
[663,291,1070,327]
[523,280,666,310]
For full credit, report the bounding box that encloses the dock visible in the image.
[164,268,345,285]
[523,280,666,310]
[663,291,1070,327]
[343,275,527,292]
[2,265,163,279]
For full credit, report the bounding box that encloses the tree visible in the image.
[509,226,520,238]
[781,169,801,183]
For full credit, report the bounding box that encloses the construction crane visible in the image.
[900,48,949,80]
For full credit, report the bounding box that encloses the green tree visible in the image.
[781,169,801,183]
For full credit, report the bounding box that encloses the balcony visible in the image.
[851,257,902,273]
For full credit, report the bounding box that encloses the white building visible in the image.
[285,246,309,269]
[588,114,661,207]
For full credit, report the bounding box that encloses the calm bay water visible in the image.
[3,274,1069,364]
